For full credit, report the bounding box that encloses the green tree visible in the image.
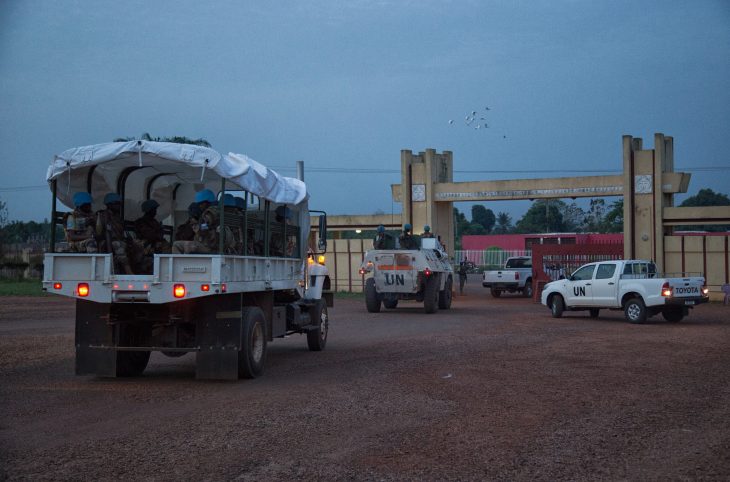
[583,199,607,232]
[471,205,496,233]
[678,188,730,232]
[514,200,567,233]
[114,133,211,147]
[494,212,513,234]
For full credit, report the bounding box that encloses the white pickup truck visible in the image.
[540,259,709,323]
[482,256,533,298]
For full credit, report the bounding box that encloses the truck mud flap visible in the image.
[75,299,117,377]
[195,294,243,381]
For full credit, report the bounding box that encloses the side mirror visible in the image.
[317,214,327,252]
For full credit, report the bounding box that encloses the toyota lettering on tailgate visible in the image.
[675,286,699,295]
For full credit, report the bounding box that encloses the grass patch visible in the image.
[333,291,363,300]
[0,279,47,297]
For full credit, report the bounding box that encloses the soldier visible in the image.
[62,192,98,253]
[96,193,136,274]
[458,260,468,295]
[422,225,435,238]
[399,223,418,250]
[134,199,170,273]
[373,225,387,249]
[270,205,294,256]
[174,202,201,242]
[172,189,217,254]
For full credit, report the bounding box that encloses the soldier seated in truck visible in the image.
[172,189,219,254]
[174,202,201,243]
[133,199,171,273]
[61,191,98,253]
[270,205,296,257]
[95,193,137,274]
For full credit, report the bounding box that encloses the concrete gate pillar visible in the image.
[399,149,455,255]
[622,133,690,271]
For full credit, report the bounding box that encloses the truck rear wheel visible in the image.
[116,324,150,377]
[383,299,398,309]
[662,308,684,323]
[624,298,647,324]
[423,276,439,314]
[365,278,381,313]
[307,300,329,351]
[522,279,533,298]
[490,288,502,298]
[438,277,453,309]
[238,307,267,379]
[550,295,564,318]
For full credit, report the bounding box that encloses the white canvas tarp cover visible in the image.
[47,141,308,215]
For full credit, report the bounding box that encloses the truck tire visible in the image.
[116,324,150,377]
[589,308,600,318]
[490,288,502,298]
[383,299,398,309]
[423,276,439,314]
[624,297,647,324]
[522,279,533,298]
[238,307,267,379]
[550,295,564,318]
[365,278,381,313]
[438,277,453,309]
[662,308,684,323]
[307,299,329,351]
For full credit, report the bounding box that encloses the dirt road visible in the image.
[2,277,729,480]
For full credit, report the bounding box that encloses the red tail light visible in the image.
[173,284,186,298]
[201,284,210,292]
[53,282,62,290]
[77,283,89,297]
[514,272,520,280]
[661,282,672,297]
[424,268,432,277]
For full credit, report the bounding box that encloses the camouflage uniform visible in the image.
[62,207,98,253]
[96,208,137,274]
[172,205,234,254]
[134,214,170,273]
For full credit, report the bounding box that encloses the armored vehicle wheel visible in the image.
[624,297,647,324]
[490,288,502,298]
[589,308,600,318]
[116,324,150,377]
[662,308,684,323]
[239,307,267,379]
[365,278,381,313]
[550,295,564,318]
[523,279,533,298]
[383,299,398,309]
[439,276,453,309]
[423,276,439,314]
[307,300,329,351]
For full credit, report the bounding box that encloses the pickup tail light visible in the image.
[702,286,709,296]
[661,282,672,297]
[424,268,432,277]
[514,272,520,280]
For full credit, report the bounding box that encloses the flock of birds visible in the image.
[448,106,507,138]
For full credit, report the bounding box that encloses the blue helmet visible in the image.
[223,194,236,207]
[377,225,385,233]
[404,223,412,232]
[423,225,431,232]
[275,205,292,220]
[141,199,159,213]
[103,193,122,205]
[194,189,215,204]
[72,191,92,207]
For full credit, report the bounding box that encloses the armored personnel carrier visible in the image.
[359,237,454,313]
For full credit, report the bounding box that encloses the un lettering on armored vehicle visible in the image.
[42,140,332,380]
[359,237,454,314]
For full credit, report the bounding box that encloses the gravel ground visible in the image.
[1,276,729,481]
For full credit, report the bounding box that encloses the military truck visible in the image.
[359,237,454,313]
[42,140,331,380]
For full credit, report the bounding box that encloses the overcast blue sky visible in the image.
[1,0,728,223]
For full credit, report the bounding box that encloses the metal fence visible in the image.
[454,249,531,271]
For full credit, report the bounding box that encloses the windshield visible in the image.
[506,258,531,269]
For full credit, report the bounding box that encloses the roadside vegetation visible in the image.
[0,279,46,296]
